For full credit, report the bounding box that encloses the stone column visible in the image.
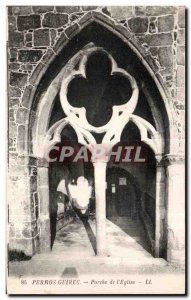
[155,156,166,257]
[92,159,107,256]
[37,158,51,253]
[165,155,185,265]
[8,155,34,256]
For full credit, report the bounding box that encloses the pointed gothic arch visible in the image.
[22,11,179,157]
[18,11,184,262]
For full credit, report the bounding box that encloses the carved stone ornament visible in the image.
[43,47,161,157]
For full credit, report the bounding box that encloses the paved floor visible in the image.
[52,216,152,259]
[9,217,182,277]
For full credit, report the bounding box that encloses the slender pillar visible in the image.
[155,156,166,257]
[92,159,107,256]
[165,155,185,265]
[37,158,51,253]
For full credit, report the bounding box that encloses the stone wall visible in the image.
[7,6,185,256]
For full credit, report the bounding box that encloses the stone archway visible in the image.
[17,11,184,264]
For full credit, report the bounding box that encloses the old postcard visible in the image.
[7,5,186,295]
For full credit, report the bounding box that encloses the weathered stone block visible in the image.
[178,7,185,28]
[177,87,185,103]
[149,19,157,33]
[9,122,17,137]
[145,33,173,46]
[81,6,97,11]
[9,63,20,71]
[12,6,32,15]
[135,6,146,16]
[22,224,32,238]
[56,6,80,13]
[144,54,159,73]
[39,218,50,252]
[9,48,17,59]
[149,47,158,57]
[9,31,24,48]
[9,224,15,238]
[17,124,27,154]
[128,17,148,33]
[30,176,37,192]
[9,109,15,122]
[146,6,176,16]
[77,11,91,28]
[158,15,174,32]
[50,29,57,46]
[22,84,35,108]
[42,13,68,28]
[177,66,185,87]
[110,6,133,20]
[8,16,16,31]
[9,137,15,147]
[29,62,45,86]
[26,42,33,47]
[10,72,28,88]
[177,29,185,45]
[17,15,41,31]
[18,50,43,63]
[115,23,132,39]
[9,98,20,108]
[158,47,173,67]
[41,49,55,66]
[53,32,68,54]
[9,237,33,256]
[177,46,185,65]
[32,6,54,13]
[38,167,49,186]
[16,108,29,124]
[33,192,39,206]
[9,86,21,98]
[21,64,34,71]
[30,166,37,176]
[31,221,38,237]
[34,29,50,46]
[65,23,79,39]
[7,7,13,16]
[25,33,32,42]
[101,7,111,16]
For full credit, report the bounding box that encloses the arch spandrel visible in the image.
[22,11,178,157]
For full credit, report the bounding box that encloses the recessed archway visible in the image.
[20,11,179,260]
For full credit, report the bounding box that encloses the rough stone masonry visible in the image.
[7,6,185,259]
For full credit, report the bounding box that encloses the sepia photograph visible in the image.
[6,5,186,295]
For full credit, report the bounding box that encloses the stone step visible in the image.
[32,253,167,267]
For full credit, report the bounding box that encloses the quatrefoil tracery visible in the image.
[43,48,161,156]
[60,48,139,134]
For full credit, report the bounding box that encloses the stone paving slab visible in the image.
[9,217,182,278]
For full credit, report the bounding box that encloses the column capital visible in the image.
[15,155,50,168]
[155,155,164,167]
[155,154,185,167]
[37,157,49,168]
[163,154,185,166]
[91,157,109,165]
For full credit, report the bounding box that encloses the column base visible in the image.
[167,248,185,266]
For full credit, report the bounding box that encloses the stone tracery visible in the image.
[42,47,163,256]
[43,47,161,157]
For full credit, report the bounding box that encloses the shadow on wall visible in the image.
[8,250,31,262]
